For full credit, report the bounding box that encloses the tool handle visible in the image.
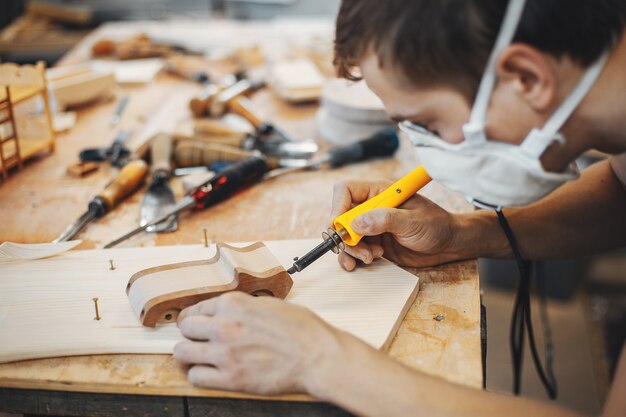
[210,79,253,116]
[97,159,149,210]
[174,141,255,167]
[333,165,431,246]
[226,96,264,129]
[189,84,220,117]
[194,119,248,139]
[191,156,268,209]
[328,128,399,168]
[151,133,173,175]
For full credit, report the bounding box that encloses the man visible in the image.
[173,1,626,415]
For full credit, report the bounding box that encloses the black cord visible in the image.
[495,208,558,399]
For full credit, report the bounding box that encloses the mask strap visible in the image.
[468,0,528,129]
[520,52,609,157]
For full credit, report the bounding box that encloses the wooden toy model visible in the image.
[126,242,294,327]
[0,61,55,181]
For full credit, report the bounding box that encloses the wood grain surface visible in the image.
[0,20,483,401]
[0,241,419,365]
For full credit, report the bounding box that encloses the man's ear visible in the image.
[496,44,557,112]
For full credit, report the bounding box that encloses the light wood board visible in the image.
[0,239,419,364]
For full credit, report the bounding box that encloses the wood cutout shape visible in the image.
[127,242,293,327]
[0,240,420,364]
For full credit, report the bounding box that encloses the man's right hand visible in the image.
[330,180,466,270]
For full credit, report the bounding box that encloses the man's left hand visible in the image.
[173,291,346,395]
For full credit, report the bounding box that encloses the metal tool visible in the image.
[286,165,432,275]
[189,77,262,118]
[223,94,318,159]
[140,133,178,233]
[110,95,130,126]
[104,156,269,248]
[265,128,400,179]
[79,129,133,167]
[54,159,149,242]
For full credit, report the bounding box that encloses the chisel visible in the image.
[104,156,269,248]
[286,165,432,274]
[54,159,148,242]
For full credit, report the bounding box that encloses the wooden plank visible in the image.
[187,397,355,417]
[0,388,355,417]
[0,388,184,417]
[0,240,419,363]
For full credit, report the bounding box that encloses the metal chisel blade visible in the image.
[54,209,97,243]
[139,181,178,233]
[104,196,195,249]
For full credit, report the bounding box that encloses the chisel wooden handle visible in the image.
[150,133,173,175]
[194,119,248,139]
[98,159,148,209]
[174,142,255,167]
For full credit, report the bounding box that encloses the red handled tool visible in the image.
[104,156,269,248]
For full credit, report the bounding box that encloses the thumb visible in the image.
[351,208,408,237]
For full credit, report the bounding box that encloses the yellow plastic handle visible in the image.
[333,165,431,246]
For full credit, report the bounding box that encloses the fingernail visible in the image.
[364,252,373,264]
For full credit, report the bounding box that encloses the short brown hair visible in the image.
[334,0,626,101]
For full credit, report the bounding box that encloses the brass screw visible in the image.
[203,228,208,248]
[93,297,101,321]
[109,259,115,270]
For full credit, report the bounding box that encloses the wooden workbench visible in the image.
[0,20,482,417]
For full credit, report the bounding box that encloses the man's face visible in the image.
[359,51,543,150]
[359,51,470,144]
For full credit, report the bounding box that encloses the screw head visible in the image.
[395,188,401,193]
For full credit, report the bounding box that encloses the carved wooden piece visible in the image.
[127,242,293,327]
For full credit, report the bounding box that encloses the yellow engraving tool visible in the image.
[287,165,432,274]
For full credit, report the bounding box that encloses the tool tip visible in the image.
[286,266,296,275]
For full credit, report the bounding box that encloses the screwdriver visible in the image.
[265,128,400,179]
[104,156,269,248]
[286,165,432,274]
[54,159,149,242]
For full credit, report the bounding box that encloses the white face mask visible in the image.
[399,0,608,209]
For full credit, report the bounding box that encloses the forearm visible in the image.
[452,160,626,260]
[309,332,583,417]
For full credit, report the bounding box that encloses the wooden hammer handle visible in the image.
[174,141,255,168]
[226,96,264,129]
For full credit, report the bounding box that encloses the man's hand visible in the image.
[173,292,346,395]
[331,180,464,270]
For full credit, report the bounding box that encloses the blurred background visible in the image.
[0,1,624,416]
[0,0,341,63]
